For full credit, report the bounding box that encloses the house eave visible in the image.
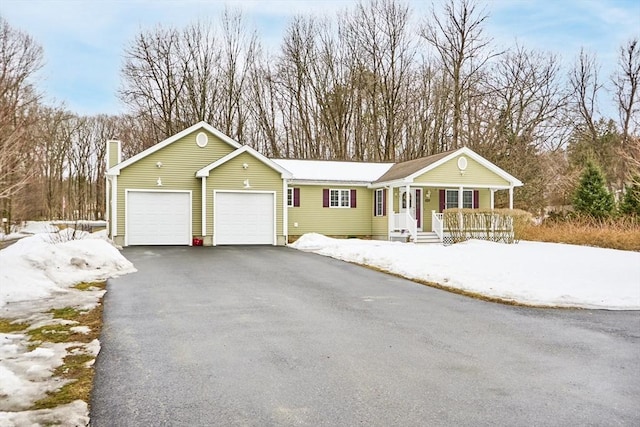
[288,179,372,187]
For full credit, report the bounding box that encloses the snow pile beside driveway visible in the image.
[291,233,640,310]
[0,231,136,426]
[0,233,134,311]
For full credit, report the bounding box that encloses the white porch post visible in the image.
[458,186,464,208]
[405,183,411,218]
[201,177,207,236]
[509,186,514,209]
[490,189,495,210]
[387,185,394,240]
[283,178,288,244]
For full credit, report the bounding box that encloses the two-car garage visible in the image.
[125,190,275,246]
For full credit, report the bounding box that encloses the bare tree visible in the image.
[343,0,415,161]
[120,25,186,147]
[420,0,495,149]
[613,38,640,146]
[569,49,602,141]
[0,18,43,227]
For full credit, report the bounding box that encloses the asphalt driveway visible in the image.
[91,246,640,426]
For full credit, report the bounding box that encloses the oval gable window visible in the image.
[457,156,468,171]
[196,132,208,148]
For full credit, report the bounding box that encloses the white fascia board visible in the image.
[109,122,242,175]
[287,179,372,187]
[368,179,409,189]
[405,147,523,187]
[196,146,293,178]
[424,182,514,189]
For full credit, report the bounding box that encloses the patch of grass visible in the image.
[0,318,29,333]
[73,281,106,291]
[51,307,81,320]
[28,301,105,411]
[28,304,103,349]
[518,216,640,251]
[31,353,95,410]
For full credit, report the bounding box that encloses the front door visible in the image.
[400,188,422,230]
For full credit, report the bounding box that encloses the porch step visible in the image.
[414,232,442,244]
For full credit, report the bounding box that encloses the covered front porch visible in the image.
[385,184,515,243]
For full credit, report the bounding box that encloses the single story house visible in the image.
[105,122,523,246]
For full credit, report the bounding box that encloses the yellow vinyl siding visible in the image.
[371,215,387,240]
[414,155,510,187]
[206,152,284,243]
[108,141,120,169]
[115,130,235,239]
[288,185,373,237]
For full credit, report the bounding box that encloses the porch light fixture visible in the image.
[157,177,162,186]
[243,179,251,188]
[425,190,431,201]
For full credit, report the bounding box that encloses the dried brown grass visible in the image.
[517,216,640,251]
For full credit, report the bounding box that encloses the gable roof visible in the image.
[272,159,394,184]
[374,150,454,183]
[106,122,242,176]
[196,146,292,178]
[374,147,523,187]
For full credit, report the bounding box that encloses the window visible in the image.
[375,189,386,216]
[446,189,473,209]
[323,188,356,208]
[330,189,350,207]
[287,188,300,207]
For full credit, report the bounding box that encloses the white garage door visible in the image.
[215,192,275,245]
[127,191,191,245]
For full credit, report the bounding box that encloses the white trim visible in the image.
[445,188,474,210]
[105,177,110,223]
[289,180,371,187]
[283,179,288,244]
[374,188,385,217]
[111,176,118,236]
[212,190,277,246]
[287,187,294,207]
[372,147,524,188]
[107,122,241,176]
[509,186,514,209]
[490,189,495,209]
[196,132,208,148]
[124,189,192,247]
[201,177,207,236]
[405,147,523,186]
[196,145,292,178]
[329,188,351,208]
[386,186,393,239]
[400,181,513,190]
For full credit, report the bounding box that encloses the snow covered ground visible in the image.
[291,233,640,310]
[0,224,135,426]
[1,227,637,426]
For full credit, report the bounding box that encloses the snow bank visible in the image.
[0,232,135,309]
[0,230,136,426]
[291,234,640,310]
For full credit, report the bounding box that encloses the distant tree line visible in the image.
[0,0,638,226]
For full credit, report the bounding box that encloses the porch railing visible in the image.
[392,212,418,242]
[432,210,515,244]
[432,211,443,240]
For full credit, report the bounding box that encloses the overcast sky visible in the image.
[2,0,639,117]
